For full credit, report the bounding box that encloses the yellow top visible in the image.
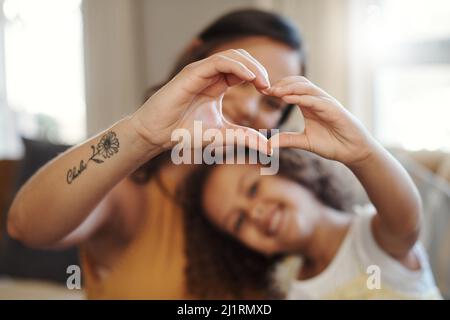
[80,176,190,299]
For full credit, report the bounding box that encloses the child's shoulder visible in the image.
[348,203,441,298]
[288,204,442,299]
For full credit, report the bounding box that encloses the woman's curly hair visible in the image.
[179,148,353,299]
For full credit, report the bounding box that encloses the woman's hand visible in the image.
[267,76,376,166]
[130,49,272,153]
[268,76,423,259]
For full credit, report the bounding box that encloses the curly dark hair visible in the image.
[179,149,352,299]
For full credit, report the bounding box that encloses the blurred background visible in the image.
[0,0,449,299]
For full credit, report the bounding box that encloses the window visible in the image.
[350,0,450,151]
[375,65,450,151]
[2,0,85,144]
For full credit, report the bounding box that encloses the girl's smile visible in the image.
[202,163,324,256]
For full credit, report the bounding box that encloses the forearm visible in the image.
[7,116,160,247]
[348,142,422,236]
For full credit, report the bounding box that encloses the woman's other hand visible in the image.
[268,76,377,166]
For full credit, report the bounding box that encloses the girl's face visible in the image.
[211,36,302,130]
[202,164,321,256]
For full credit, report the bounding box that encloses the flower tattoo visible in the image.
[97,131,120,159]
[66,131,120,184]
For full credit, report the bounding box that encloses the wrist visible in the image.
[122,115,164,162]
[346,139,385,173]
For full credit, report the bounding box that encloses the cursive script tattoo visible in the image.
[66,131,119,184]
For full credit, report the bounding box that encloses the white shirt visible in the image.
[287,206,442,299]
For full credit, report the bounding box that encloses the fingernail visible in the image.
[247,70,256,79]
[261,88,271,95]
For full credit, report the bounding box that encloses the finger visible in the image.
[281,94,344,124]
[234,49,270,89]
[192,54,257,87]
[224,74,246,87]
[224,49,270,90]
[280,94,329,113]
[271,82,326,98]
[269,132,311,150]
[269,76,310,89]
[222,121,272,156]
[184,55,256,97]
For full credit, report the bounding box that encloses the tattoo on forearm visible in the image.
[66,131,120,184]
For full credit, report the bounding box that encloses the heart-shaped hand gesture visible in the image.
[267,76,376,165]
[130,49,272,154]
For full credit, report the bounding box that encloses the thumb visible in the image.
[269,132,311,151]
[221,122,272,156]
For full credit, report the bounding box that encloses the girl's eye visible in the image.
[234,212,246,233]
[248,180,259,198]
